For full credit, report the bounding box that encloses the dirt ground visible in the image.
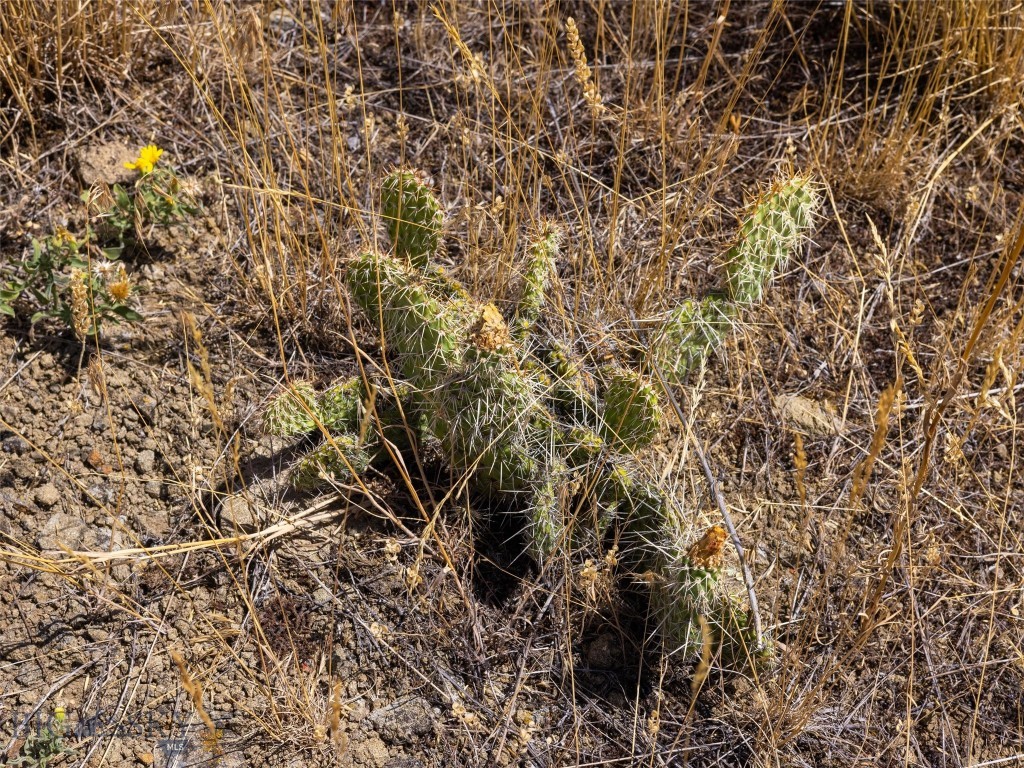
[2,2,1023,767]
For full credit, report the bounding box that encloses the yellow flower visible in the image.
[124,144,164,174]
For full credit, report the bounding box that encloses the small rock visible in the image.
[2,435,30,455]
[135,505,170,538]
[385,759,424,768]
[775,394,842,436]
[84,483,117,508]
[139,264,165,281]
[268,7,298,31]
[219,494,260,532]
[135,449,156,474]
[131,394,158,424]
[86,626,110,643]
[369,698,435,745]
[13,459,36,480]
[144,481,164,499]
[76,141,137,186]
[350,736,389,768]
[37,513,89,551]
[35,483,61,508]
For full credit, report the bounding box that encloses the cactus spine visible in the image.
[657,524,726,657]
[599,367,662,451]
[511,224,560,344]
[262,381,319,436]
[291,436,372,490]
[726,175,819,306]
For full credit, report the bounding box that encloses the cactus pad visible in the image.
[381,169,443,269]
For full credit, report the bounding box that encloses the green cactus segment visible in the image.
[541,341,598,424]
[528,459,568,563]
[381,169,443,269]
[290,434,372,490]
[317,377,365,432]
[262,381,319,436]
[347,250,463,388]
[554,425,604,467]
[442,329,550,495]
[423,264,472,303]
[650,297,734,385]
[725,175,819,306]
[599,368,662,451]
[512,225,561,344]
[655,525,726,657]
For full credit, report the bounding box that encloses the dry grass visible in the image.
[1,1,1023,766]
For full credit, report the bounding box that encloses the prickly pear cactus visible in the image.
[262,381,319,436]
[652,174,820,385]
[726,175,818,305]
[599,366,662,450]
[260,168,820,663]
[380,169,443,269]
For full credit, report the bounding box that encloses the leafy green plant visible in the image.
[0,228,140,337]
[262,168,820,661]
[87,144,199,254]
[9,709,76,768]
[1,144,200,339]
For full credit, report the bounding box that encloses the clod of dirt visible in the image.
[775,393,842,435]
[584,631,623,670]
[34,482,61,509]
[369,697,436,745]
[76,141,138,186]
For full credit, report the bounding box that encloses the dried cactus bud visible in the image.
[469,304,511,352]
[685,525,727,570]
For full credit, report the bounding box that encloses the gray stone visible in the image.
[86,626,110,642]
[37,513,90,551]
[220,494,260,532]
[35,483,60,508]
[135,449,156,474]
[369,697,435,745]
[2,435,30,455]
[144,481,164,499]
